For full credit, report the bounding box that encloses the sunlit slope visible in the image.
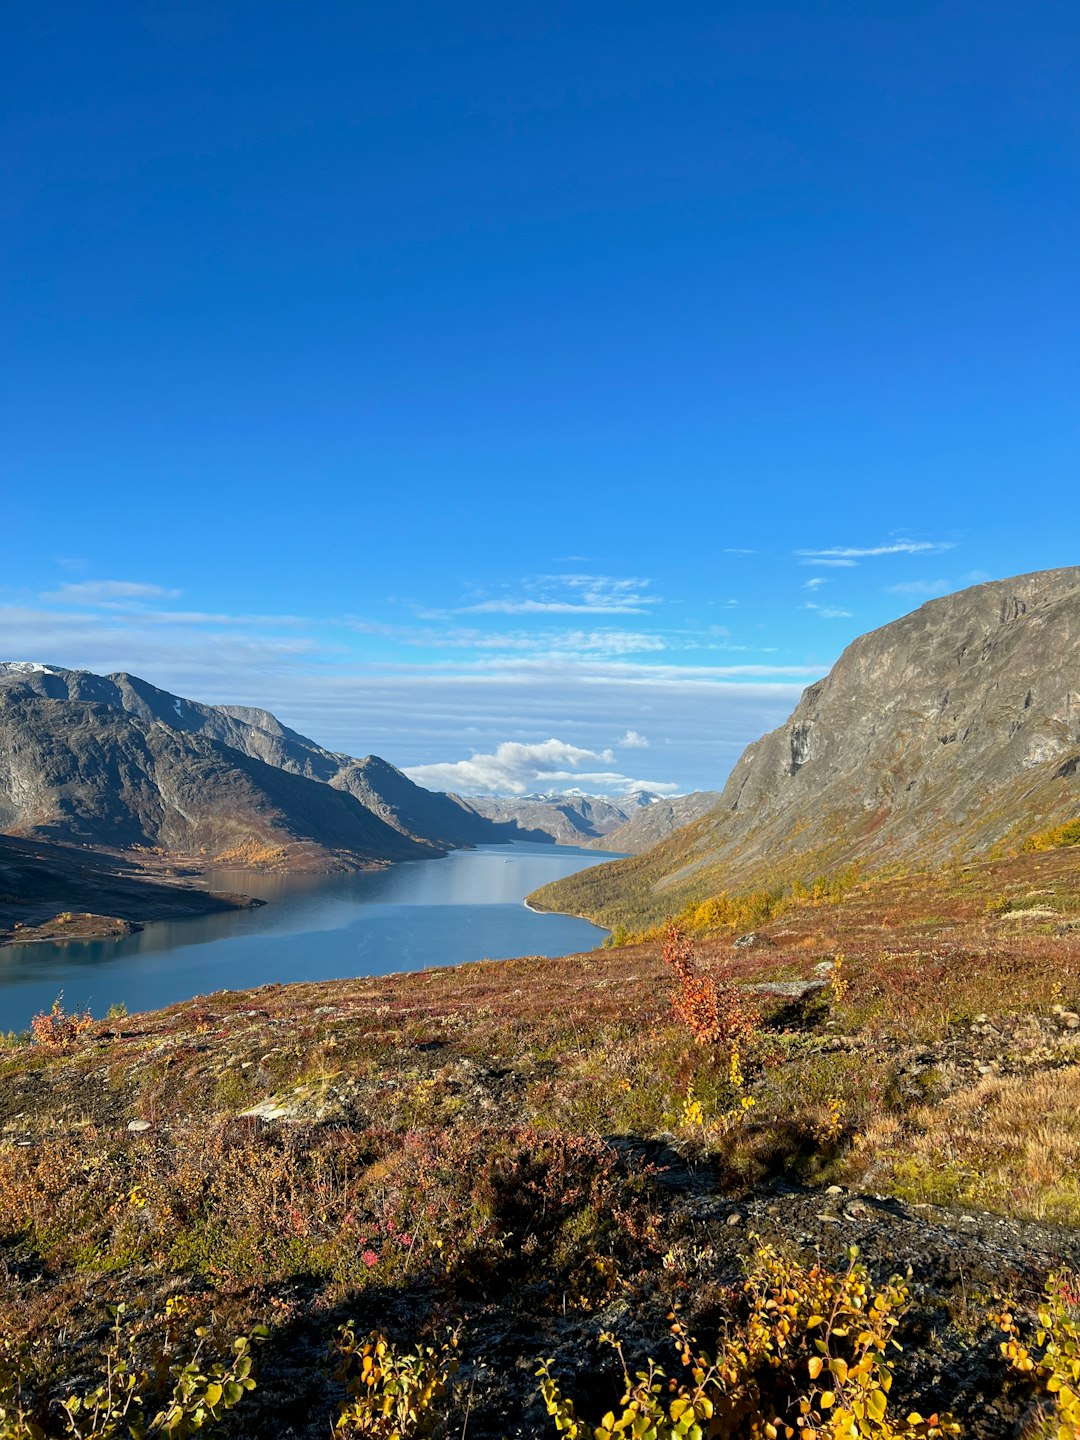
[531,567,1080,931]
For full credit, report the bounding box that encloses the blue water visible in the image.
[0,844,617,1032]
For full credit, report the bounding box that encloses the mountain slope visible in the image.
[584,791,722,853]
[531,568,1080,929]
[0,666,494,857]
[0,687,433,866]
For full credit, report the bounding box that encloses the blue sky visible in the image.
[3,3,1077,795]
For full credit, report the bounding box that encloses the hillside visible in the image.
[585,789,722,853]
[0,665,493,854]
[531,568,1080,930]
[1,843,1078,1436]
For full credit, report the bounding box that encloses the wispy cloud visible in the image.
[456,574,660,617]
[804,602,853,619]
[795,541,955,563]
[42,579,182,604]
[885,579,952,597]
[349,619,666,656]
[404,737,677,797]
[803,577,827,591]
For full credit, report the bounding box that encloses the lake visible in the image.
[0,843,619,1033]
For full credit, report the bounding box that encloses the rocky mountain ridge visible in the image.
[0,666,488,867]
[584,789,723,853]
[531,567,1080,929]
[451,788,659,845]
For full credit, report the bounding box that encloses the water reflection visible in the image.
[0,844,618,1031]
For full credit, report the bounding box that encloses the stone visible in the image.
[127,1120,151,1132]
[726,1212,743,1226]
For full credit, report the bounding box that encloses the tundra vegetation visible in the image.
[0,841,1078,1437]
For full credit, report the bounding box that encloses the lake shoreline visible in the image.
[0,843,620,1032]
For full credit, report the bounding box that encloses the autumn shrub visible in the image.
[539,1244,958,1439]
[1024,818,1080,853]
[685,890,780,934]
[996,1270,1080,1436]
[662,925,755,1050]
[330,1326,458,1438]
[30,994,93,1050]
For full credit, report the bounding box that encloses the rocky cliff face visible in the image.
[0,667,494,865]
[532,568,1080,927]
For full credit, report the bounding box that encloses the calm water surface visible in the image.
[0,844,619,1032]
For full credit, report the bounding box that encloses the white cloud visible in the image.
[619,729,649,748]
[885,579,952,597]
[795,541,955,563]
[804,577,827,591]
[42,580,182,604]
[348,620,666,656]
[404,738,646,797]
[799,558,857,568]
[804,603,853,619]
[456,573,660,617]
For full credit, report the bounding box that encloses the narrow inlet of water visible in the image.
[0,843,620,1032]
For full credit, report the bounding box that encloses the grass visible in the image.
[870,1067,1080,1224]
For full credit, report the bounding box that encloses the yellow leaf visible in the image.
[808,1357,824,1380]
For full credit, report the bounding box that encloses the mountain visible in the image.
[585,790,722,853]
[451,789,661,845]
[0,665,493,867]
[530,567,1080,929]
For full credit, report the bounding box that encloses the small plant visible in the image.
[30,994,93,1050]
[61,1307,261,1438]
[996,1270,1080,1436]
[0,1306,262,1439]
[814,1095,846,1147]
[331,1326,458,1438]
[679,1047,756,1140]
[830,954,849,1008]
[106,1003,129,1020]
[0,1336,42,1440]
